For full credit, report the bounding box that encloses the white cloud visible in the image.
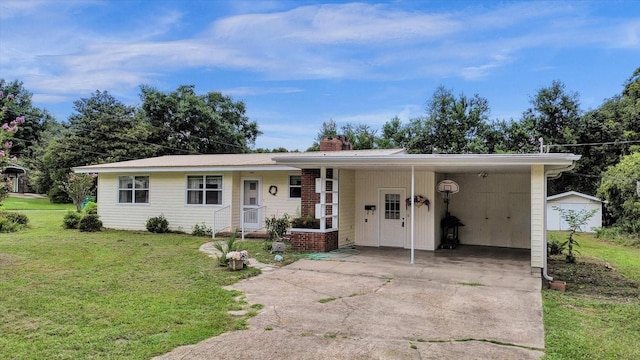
[222,87,303,96]
[2,1,639,111]
[31,93,75,104]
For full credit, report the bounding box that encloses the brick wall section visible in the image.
[291,230,338,252]
[301,169,320,217]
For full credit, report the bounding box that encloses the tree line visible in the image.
[1,67,638,232]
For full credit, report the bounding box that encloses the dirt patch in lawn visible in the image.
[0,253,15,268]
[547,255,640,301]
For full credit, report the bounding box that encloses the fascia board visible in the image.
[74,165,299,174]
[274,154,581,167]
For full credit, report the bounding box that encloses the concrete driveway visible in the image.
[155,247,545,359]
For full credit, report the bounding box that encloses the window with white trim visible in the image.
[289,175,301,198]
[118,176,149,204]
[187,175,222,205]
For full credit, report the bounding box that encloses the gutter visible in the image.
[542,162,577,281]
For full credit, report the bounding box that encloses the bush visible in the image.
[83,201,98,214]
[0,211,29,233]
[146,215,170,233]
[2,211,29,225]
[192,222,212,237]
[265,213,291,240]
[48,186,72,204]
[548,239,566,255]
[0,218,19,233]
[78,213,103,232]
[291,214,320,229]
[63,211,82,229]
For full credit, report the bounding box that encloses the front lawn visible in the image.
[543,231,640,359]
[0,210,268,359]
[2,194,74,211]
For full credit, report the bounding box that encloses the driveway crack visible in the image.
[272,305,282,325]
[422,338,544,352]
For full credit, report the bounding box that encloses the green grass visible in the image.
[543,231,640,360]
[2,194,74,211]
[576,233,640,282]
[0,210,266,359]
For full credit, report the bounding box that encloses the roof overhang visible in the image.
[74,165,299,174]
[273,153,581,174]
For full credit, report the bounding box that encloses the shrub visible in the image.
[265,213,291,240]
[83,201,98,214]
[78,213,103,232]
[2,211,29,225]
[192,222,212,237]
[146,215,170,233]
[547,239,566,255]
[291,214,320,229]
[63,211,82,229]
[0,218,19,233]
[0,211,29,233]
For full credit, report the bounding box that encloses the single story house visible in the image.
[74,136,580,276]
[547,191,603,232]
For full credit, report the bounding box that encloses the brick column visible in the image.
[301,169,320,217]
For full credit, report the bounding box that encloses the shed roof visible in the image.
[547,191,604,203]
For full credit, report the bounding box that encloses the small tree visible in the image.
[554,207,598,263]
[0,90,25,204]
[60,173,97,212]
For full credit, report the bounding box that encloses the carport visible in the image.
[274,152,580,276]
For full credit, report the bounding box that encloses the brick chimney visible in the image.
[319,135,352,151]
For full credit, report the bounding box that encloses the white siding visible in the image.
[96,171,300,233]
[355,170,436,250]
[338,169,356,247]
[445,173,531,248]
[530,165,545,269]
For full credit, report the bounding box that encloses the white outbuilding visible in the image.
[547,191,604,233]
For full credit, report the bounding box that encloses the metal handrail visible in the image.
[212,205,231,238]
[241,205,266,239]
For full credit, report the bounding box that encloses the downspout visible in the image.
[542,162,577,281]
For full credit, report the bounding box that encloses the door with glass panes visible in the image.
[379,189,406,247]
[242,179,261,229]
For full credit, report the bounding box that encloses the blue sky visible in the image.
[1,1,638,151]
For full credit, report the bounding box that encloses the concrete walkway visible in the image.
[155,246,545,360]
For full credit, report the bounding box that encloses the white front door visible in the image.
[242,179,261,229]
[379,189,406,247]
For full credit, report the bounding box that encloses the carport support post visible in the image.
[411,165,415,264]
